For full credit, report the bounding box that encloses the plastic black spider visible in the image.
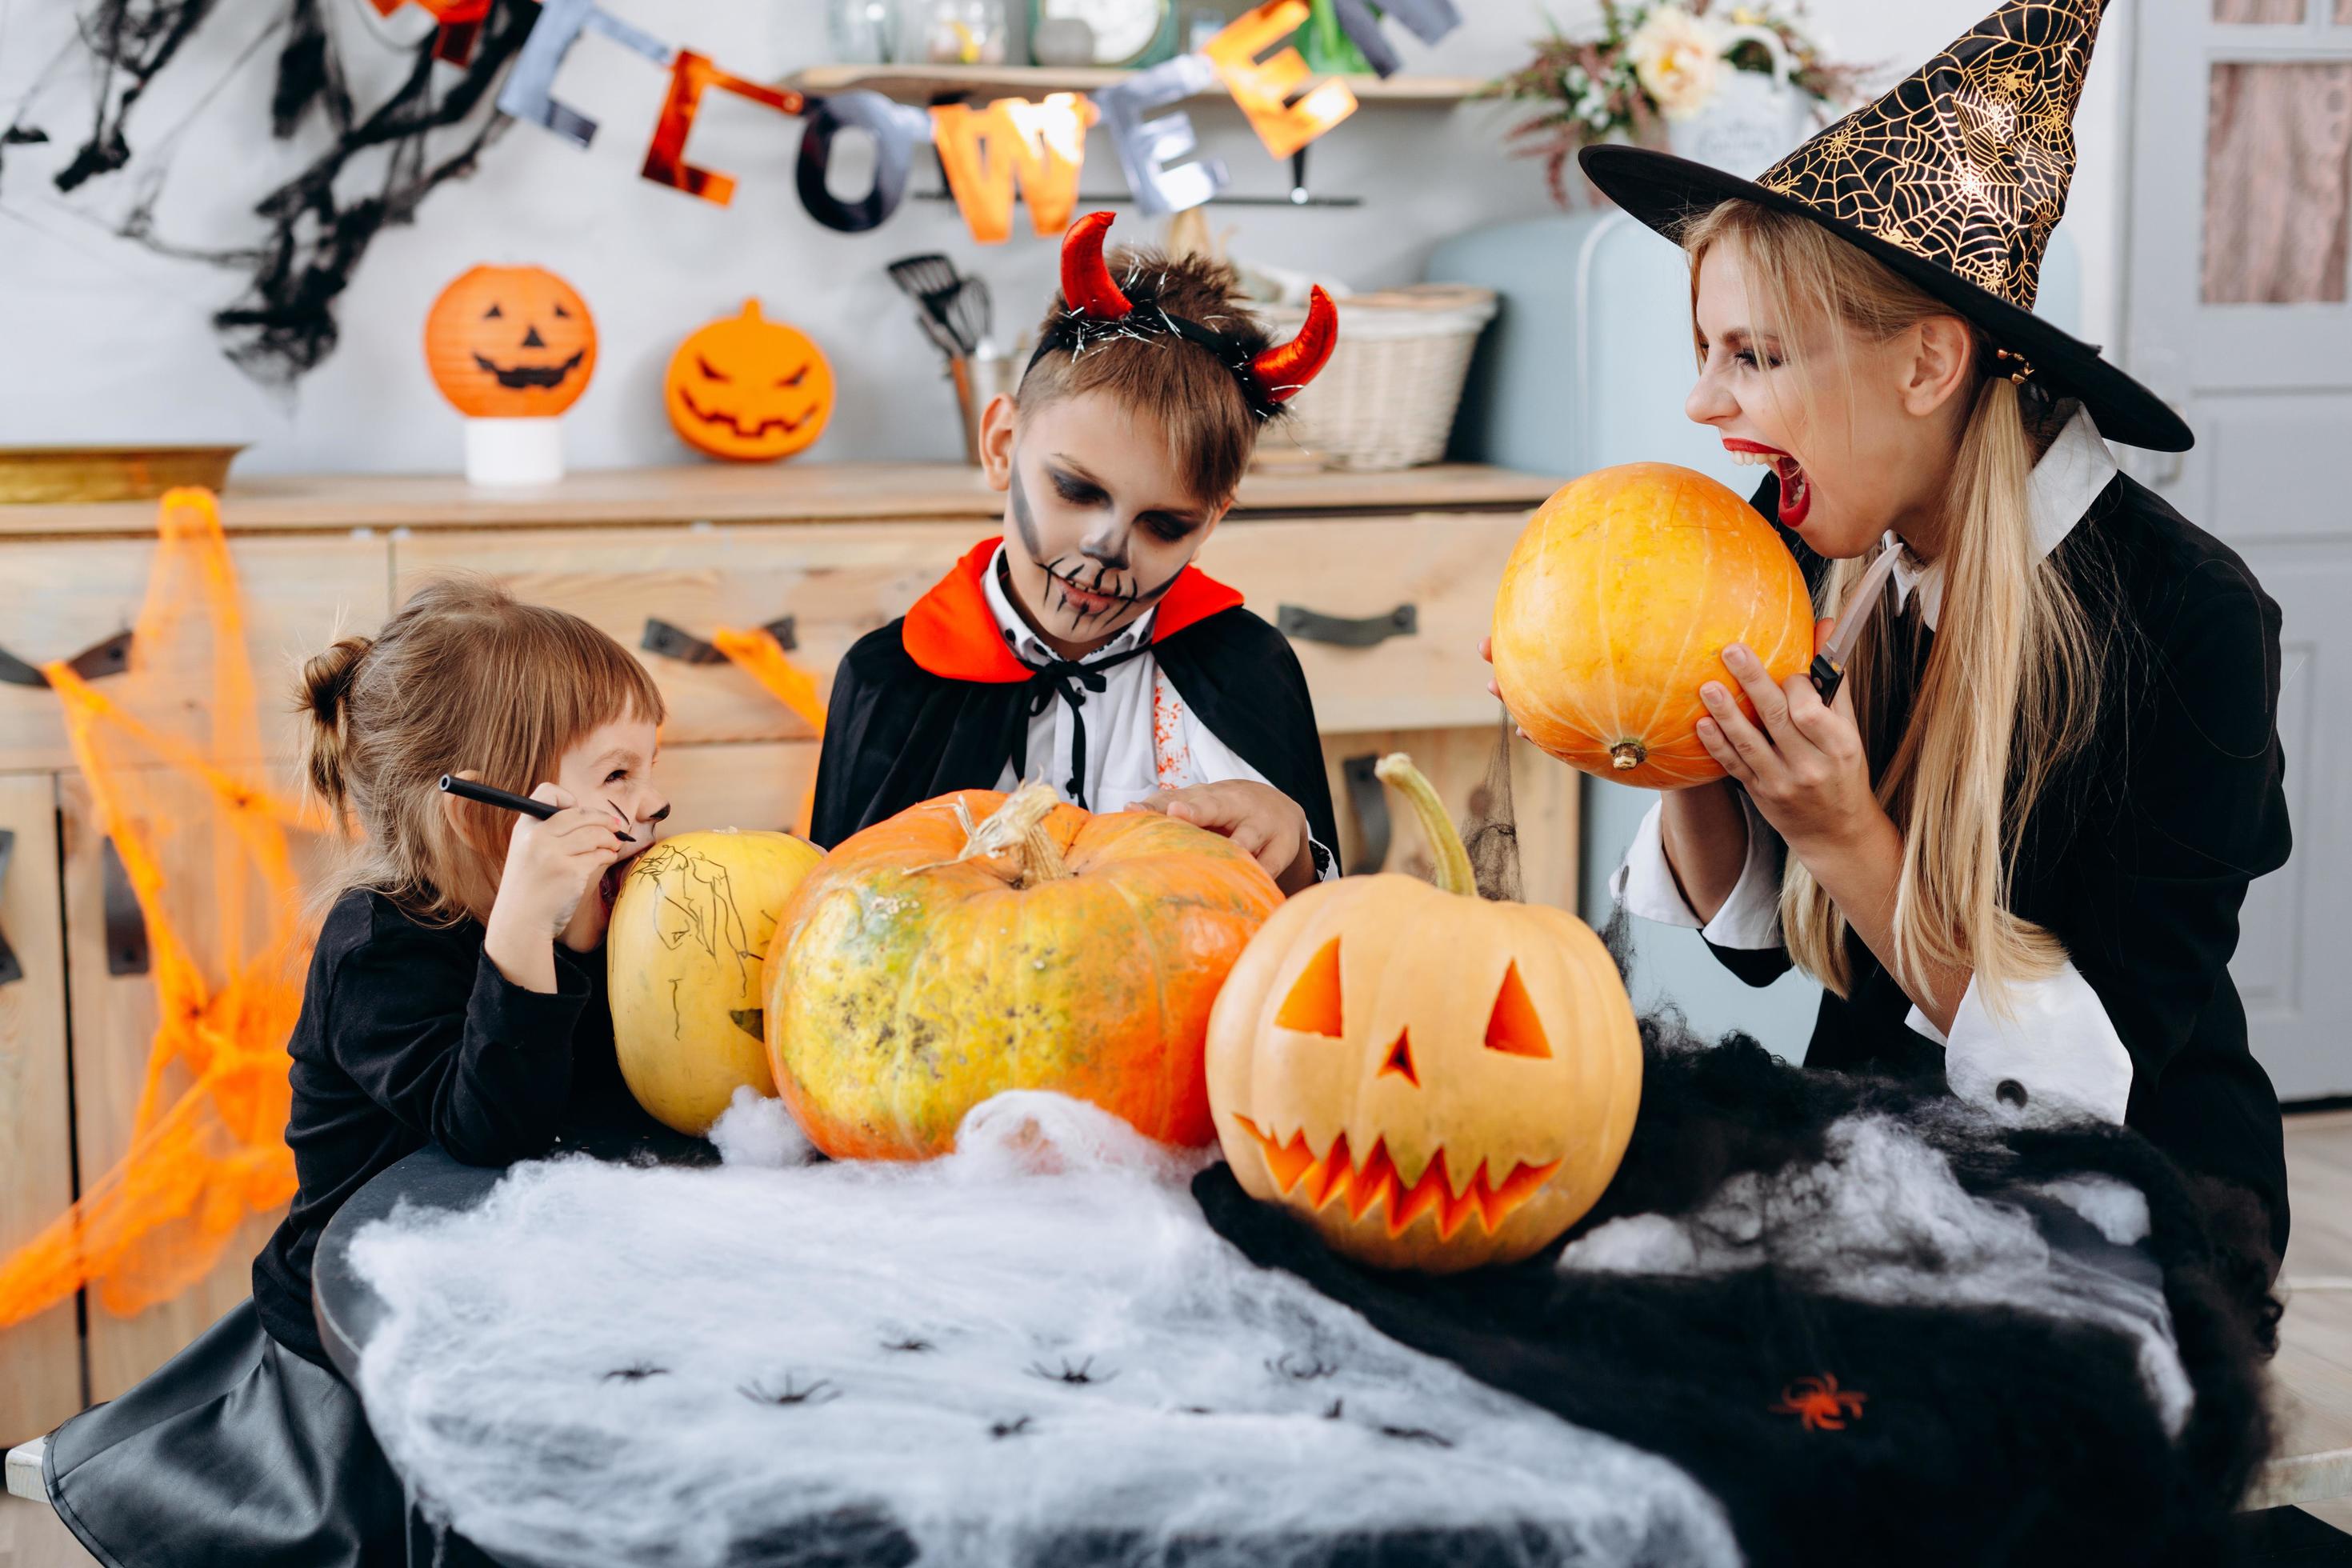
[601,1362,669,1383]
[738,1375,839,1407]
[1027,1356,1115,1386]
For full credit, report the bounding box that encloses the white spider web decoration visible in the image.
[350,1093,1739,1568]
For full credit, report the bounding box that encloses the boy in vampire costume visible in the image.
[812,214,1344,892]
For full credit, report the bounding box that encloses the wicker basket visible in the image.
[1257,284,1498,471]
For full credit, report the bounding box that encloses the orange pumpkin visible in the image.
[1490,462,1813,790]
[664,300,835,462]
[424,264,598,418]
[1206,754,1641,1273]
[764,782,1282,1159]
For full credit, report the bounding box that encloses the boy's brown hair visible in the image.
[1015,246,1274,506]
[298,574,665,925]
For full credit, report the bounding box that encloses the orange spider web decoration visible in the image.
[0,489,330,1328]
[712,623,826,838]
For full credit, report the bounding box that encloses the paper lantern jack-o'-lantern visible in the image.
[1206,755,1642,1273]
[424,264,598,486]
[664,300,835,462]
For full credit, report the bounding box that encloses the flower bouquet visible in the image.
[1490,2,1868,206]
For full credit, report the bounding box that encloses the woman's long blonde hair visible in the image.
[1682,201,2105,1010]
[298,574,665,925]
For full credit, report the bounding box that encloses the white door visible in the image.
[2124,0,2352,1099]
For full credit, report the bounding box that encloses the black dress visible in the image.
[1708,471,2294,1258]
[43,889,622,1568]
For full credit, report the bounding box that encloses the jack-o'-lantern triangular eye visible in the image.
[1483,962,1551,1058]
[1275,938,1343,1038]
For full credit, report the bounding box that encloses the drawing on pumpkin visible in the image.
[1772,1374,1867,1431]
[664,301,835,462]
[425,265,599,419]
[609,830,823,1137]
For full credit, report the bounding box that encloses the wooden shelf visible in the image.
[0,461,1563,540]
[783,62,1485,105]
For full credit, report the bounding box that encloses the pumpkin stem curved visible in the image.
[1372,753,1476,898]
[956,779,1072,885]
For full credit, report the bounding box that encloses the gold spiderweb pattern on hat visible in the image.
[1755,0,2103,311]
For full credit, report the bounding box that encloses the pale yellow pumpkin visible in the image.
[1206,756,1642,1272]
[606,829,825,1135]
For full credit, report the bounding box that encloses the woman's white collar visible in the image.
[1888,405,2119,631]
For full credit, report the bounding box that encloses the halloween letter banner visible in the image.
[457,0,1462,242]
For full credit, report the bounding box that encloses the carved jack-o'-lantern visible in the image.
[664,300,835,462]
[1206,755,1642,1273]
[424,264,598,419]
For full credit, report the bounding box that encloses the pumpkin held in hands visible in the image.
[1206,755,1641,1272]
[1490,462,1812,790]
[607,830,825,1136]
[664,299,836,462]
[765,783,1283,1160]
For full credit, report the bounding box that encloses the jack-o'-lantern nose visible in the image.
[1379,1029,1418,1086]
[522,325,546,348]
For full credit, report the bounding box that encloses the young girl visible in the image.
[1565,0,2293,1262]
[42,575,668,1565]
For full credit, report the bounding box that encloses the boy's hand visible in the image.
[558,817,657,954]
[1129,781,1318,894]
[484,784,627,992]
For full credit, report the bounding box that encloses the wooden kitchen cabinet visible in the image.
[0,458,1571,1439]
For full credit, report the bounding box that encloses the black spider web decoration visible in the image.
[0,0,530,390]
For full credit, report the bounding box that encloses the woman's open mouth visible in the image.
[1724,439,1812,529]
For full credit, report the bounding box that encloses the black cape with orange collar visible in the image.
[810,539,1342,862]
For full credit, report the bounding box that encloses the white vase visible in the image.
[1669,70,1811,179]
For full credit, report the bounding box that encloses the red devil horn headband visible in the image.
[1047,213,1339,414]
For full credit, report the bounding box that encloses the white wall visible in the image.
[0,0,2134,474]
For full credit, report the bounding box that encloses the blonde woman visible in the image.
[1575,0,2293,1262]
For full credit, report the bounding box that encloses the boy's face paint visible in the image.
[998,390,1228,658]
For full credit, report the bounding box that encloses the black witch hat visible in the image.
[1581,0,2187,452]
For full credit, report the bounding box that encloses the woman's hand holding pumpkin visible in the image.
[1696,630,1883,859]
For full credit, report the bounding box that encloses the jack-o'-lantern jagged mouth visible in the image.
[1231,1115,1562,1240]
[678,386,815,438]
[473,349,586,389]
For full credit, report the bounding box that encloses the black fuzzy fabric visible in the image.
[1196,1026,2278,1568]
[2,0,526,387]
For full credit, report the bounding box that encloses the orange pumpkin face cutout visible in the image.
[424,265,598,418]
[665,300,835,462]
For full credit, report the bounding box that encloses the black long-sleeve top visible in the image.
[252,889,622,1368]
[1706,470,2294,1257]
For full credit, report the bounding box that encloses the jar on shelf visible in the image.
[913,0,1010,65]
[827,0,899,63]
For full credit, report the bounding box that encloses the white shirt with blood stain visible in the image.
[979,543,1336,879]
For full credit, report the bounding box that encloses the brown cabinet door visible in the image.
[57,769,318,1403]
[650,742,822,839]
[391,523,977,748]
[1199,513,1525,734]
[0,773,81,1443]
[0,536,394,774]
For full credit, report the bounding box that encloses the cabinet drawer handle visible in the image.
[641,616,798,665]
[0,829,22,987]
[1342,753,1391,874]
[102,837,149,978]
[1278,604,1416,648]
[0,628,135,689]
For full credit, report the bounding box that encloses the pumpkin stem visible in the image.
[955,780,1073,886]
[1372,754,1476,898]
[1609,742,1646,772]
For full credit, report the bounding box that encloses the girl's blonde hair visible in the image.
[1681,200,2105,1010]
[298,574,666,924]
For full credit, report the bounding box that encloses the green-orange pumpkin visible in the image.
[764,783,1284,1159]
[1491,462,1813,790]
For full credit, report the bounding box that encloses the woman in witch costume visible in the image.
[1552,0,2294,1262]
